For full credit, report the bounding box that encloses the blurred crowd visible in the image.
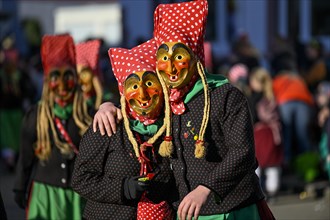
[1,21,330,205]
[220,34,330,201]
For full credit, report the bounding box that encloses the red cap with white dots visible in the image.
[108,39,158,95]
[153,0,208,65]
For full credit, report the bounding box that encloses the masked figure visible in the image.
[75,39,104,110]
[152,1,275,219]
[72,39,178,219]
[13,34,91,220]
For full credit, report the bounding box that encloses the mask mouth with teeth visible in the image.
[128,94,161,117]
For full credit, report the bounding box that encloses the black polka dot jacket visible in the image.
[72,124,178,219]
[170,83,265,215]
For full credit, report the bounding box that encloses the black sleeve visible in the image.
[200,86,257,199]
[13,105,38,193]
[71,126,126,204]
[20,70,37,104]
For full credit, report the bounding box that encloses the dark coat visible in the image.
[170,83,264,215]
[72,124,178,220]
[14,105,82,193]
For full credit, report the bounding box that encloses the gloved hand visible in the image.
[14,191,27,209]
[123,176,150,200]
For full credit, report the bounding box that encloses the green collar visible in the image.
[184,71,229,103]
[86,97,95,107]
[54,103,73,120]
[129,118,164,136]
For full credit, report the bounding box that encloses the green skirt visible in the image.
[0,109,22,152]
[27,182,84,220]
[176,203,261,220]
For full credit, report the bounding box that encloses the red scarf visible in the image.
[128,107,159,126]
[169,74,197,115]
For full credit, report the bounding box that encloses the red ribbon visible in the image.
[54,117,78,154]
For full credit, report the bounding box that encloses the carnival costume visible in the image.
[13,34,91,220]
[75,39,104,110]
[153,0,275,219]
[72,39,178,219]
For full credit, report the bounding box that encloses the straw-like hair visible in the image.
[92,76,103,109]
[194,61,210,158]
[35,83,91,161]
[120,88,168,158]
[73,88,92,135]
[156,70,173,157]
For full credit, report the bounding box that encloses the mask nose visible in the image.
[138,86,150,102]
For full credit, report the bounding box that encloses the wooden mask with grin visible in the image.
[156,42,197,89]
[123,71,164,120]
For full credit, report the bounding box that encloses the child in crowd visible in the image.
[249,67,283,200]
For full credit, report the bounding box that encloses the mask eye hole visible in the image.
[49,70,60,81]
[163,56,168,61]
[146,81,153,87]
[132,84,138,90]
[176,55,183,60]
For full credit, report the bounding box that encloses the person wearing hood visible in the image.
[13,34,91,220]
[72,39,178,219]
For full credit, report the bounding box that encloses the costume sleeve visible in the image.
[71,126,125,204]
[13,105,38,193]
[200,86,257,200]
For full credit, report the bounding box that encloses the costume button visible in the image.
[61,163,66,169]
[61,178,66,184]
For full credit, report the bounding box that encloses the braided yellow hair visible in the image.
[35,83,91,161]
[194,61,210,158]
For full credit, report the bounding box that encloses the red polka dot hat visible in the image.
[108,39,158,95]
[153,0,208,65]
[41,34,76,75]
[108,39,173,159]
[153,0,211,158]
[75,39,101,76]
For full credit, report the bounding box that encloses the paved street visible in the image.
[1,160,329,220]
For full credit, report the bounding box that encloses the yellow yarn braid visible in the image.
[195,61,210,158]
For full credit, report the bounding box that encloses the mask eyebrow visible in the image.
[142,71,156,81]
[172,43,190,53]
[126,73,140,81]
[158,44,169,52]
[80,67,91,72]
[49,70,60,77]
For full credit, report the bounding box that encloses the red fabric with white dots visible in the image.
[75,39,101,76]
[169,74,198,115]
[153,0,208,65]
[137,194,174,220]
[108,39,157,95]
[41,34,76,75]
